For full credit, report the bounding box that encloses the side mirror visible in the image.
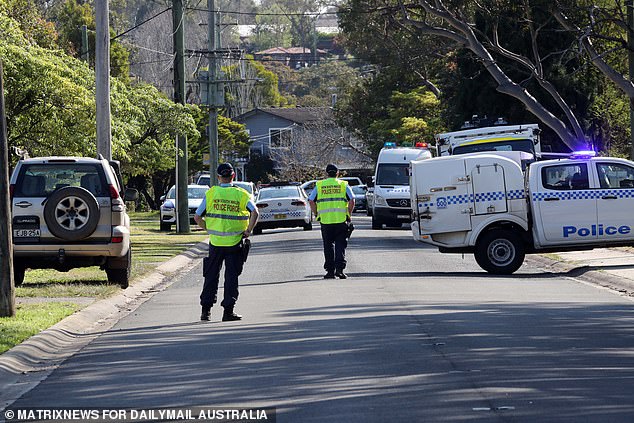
[159,194,166,202]
[124,188,139,202]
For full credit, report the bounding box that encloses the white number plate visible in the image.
[14,229,40,237]
[397,215,410,219]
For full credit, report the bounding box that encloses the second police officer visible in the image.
[308,164,355,279]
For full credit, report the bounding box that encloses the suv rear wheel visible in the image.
[44,186,100,241]
[13,260,25,287]
[105,248,131,288]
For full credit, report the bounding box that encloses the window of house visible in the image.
[270,128,292,149]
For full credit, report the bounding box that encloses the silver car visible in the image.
[10,156,138,287]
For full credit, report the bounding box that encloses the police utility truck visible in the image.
[410,150,634,274]
[435,123,541,158]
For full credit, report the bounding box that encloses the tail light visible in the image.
[9,184,15,200]
[256,203,268,209]
[111,236,123,243]
[291,200,305,206]
[109,184,120,199]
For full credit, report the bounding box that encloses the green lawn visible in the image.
[2,211,208,354]
[0,303,82,354]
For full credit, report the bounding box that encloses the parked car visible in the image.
[300,179,317,198]
[340,176,364,186]
[197,174,256,200]
[10,156,138,288]
[366,187,374,216]
[254,184,312,234]
[160,184,208,231]
[352,185,368,211]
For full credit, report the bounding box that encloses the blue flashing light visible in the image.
[384,142,397,148]
[570,150,596,159]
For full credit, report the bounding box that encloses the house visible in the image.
[236,107,371,179]
[253,47,328,69]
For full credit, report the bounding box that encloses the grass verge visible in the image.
[0,303,82,354]
[2,211,207,354]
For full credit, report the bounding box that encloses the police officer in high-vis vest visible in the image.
[308,164,355,279]
[194,163,259,322]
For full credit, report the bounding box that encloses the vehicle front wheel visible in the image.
[303,222,313,231]
[371,215,382,230]
[253,226,263,235]
[367,207,373,217]
[474,229,525,275]
[160,222,171,231]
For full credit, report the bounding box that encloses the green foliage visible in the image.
[0,0,58,48]
[245,152,277,183]
[50,0,130,82]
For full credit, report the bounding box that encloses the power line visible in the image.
[111,7,172,42]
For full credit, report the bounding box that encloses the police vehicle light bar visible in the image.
[384,142,397,148]
[570,150,596,159]
[415,142,428,148]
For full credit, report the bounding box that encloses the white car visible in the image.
[159,184,209,231]
[254,184,312,234]
[197,174,256,200]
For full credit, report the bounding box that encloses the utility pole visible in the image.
[81,25,89,63]
[95,0,112,160]
[208,0,220,187]
[0,60,15,317]
[173,0,190,232]
[628,0,634,159]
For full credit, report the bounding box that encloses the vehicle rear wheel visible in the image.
[106,247,131,288]
[160,222,171,231]
[44,186,100,241]
[13,260,25,287]
[474,229,525,275]
[371,215,382,230]
[253,226,263,235]
[303,222,313,231]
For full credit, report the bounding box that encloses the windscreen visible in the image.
[15,164,106,197]
[452,139,534,155]
[166,186,208,199]
[234,182,253,194]
[376,164,409,186]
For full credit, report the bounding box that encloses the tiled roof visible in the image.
[237,107,334,125]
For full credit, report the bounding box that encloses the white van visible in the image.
[371,143,432,229]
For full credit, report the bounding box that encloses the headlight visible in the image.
[161,201,175,210]
[374,194,387,206]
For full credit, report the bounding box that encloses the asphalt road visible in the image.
[7,215,634,422]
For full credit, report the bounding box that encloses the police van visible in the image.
[410,150,634,274]
[371,142,432,229]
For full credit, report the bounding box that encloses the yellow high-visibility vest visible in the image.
[205,186,250,246]
[315,178,348,224]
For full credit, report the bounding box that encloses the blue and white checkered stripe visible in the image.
[417,189,526,209]
[260,211,305,219]
[532,188,634,202]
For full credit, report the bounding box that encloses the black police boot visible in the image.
[335,270,347,279]
[200,306,211,321]
[222,307,242,322]
[324,271,335,279]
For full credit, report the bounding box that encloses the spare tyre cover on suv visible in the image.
[44,186,100,241]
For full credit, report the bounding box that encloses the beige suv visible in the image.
[10,156,138,288]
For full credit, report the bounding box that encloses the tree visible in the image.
[339,0,607,151]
